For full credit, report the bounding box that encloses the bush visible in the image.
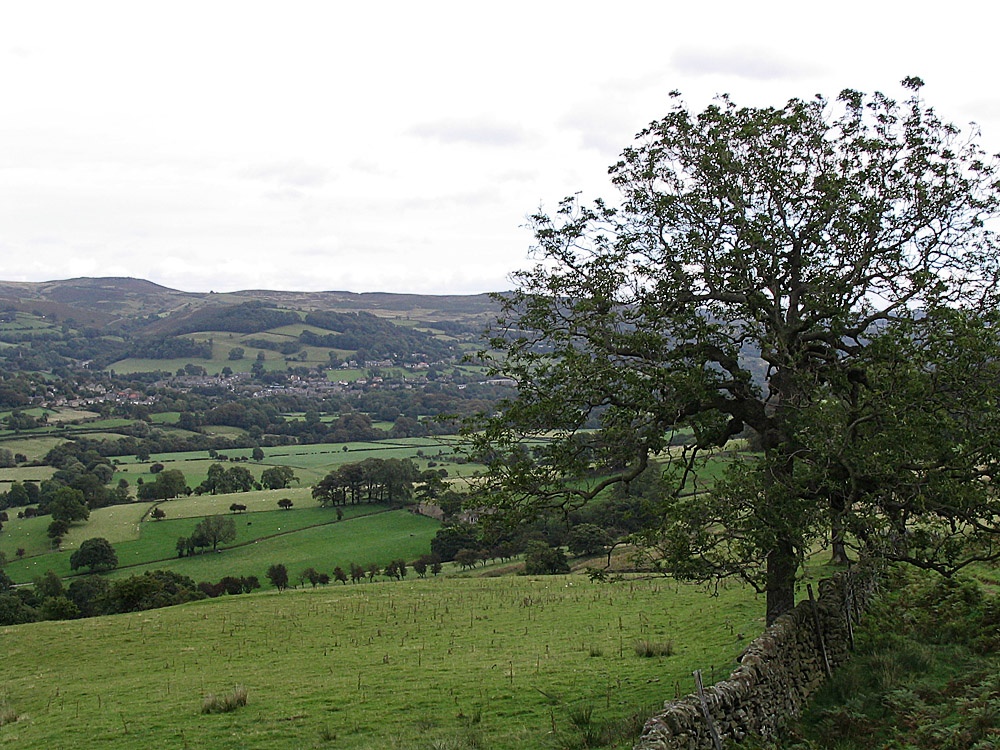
[523,542,570,575]
[201,685,248,714]
[634,639,674,658]
[0,702,21,727]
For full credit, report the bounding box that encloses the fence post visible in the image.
[807,584,832,678]
[843,577,856,651]
[693,669,724,750]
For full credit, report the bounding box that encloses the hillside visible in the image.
[0,277,500,329]
[0,277,501,374]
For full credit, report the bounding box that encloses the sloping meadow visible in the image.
[0,574,761,749]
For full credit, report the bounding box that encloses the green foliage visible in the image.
[523,541,569,575]
[567,523,611,557]
[129,336,212,360]
[136,468,187,500]
[69,537,118,572]
[431,522,480,562]
[191,515,237,551]
[196,463,255,495]
[469,80,1000,624]
[168,301,300,335]
[266,563,289,590]
[312,458,419,506]
[767,568,1000,750]
[47,486,90,524]
[260,465,296,489]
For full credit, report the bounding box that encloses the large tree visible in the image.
[469,79,1000,624]
[70,537,118,572]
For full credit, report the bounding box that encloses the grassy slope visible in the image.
[0,574,762,750]
[754,567,1000,750]
[2,504,438,585]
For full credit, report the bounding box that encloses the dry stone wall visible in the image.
[635,566,879,749]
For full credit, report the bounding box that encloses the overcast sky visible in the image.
[2,1,997,295]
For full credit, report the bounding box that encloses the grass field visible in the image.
[1,496,438,585]
[0,465,56,485]
[0,436,67,461]
[0,574,763,749]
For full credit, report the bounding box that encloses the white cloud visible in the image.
[407,119,533,148]
[0,1,996,295]
[672,47,821,81]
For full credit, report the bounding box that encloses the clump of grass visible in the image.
[568,704,593,728]
[588,645,603,657]
[634,639,674,658]
[317,725,337,742]
[0,702,22,726]
[201,685,248,714]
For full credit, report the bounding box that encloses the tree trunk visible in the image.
[765,538,797,626]
[830,492,851,565]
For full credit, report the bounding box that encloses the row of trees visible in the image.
[312,458,421,506]
[264,555,443,591]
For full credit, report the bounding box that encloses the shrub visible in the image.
[523,542,570,575]
[0,702,21,727]
[201,685,248,714]
[634,639,674,658]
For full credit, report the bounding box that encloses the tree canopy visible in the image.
[469,79,1000,624]
[70,537,118,572]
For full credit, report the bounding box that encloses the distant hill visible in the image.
[0,277,503,373]
[0,277,501,330]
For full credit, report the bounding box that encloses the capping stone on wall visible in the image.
[635,566,880,749]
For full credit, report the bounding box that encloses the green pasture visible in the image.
[111,438,473,489]
[2,506,440,585]
[199,424,247,439]
[0,465,56,484]
[154,487,319,518]
[110,507,437,582]
[0,312,55,331]
[37,407,101,424]
[0,435,67,461]
[0,502,152,560]
[0,574,762,750]
[0,406,52,421]
[149,412,181,424]
[327,368,367,381]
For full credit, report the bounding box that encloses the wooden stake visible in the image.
[807,584,832,678]
[693,670,723,750]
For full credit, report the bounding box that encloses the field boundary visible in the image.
[634,564,880,749]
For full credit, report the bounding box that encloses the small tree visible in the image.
[349,562,366,584]
[266,563,289,591]
[70,537,118,573]
[454,548,480,570]
[47,518,70,547]
[192,515,237,551]
[567,524,611,557]
[523,542,570,576]
[300,567,323,588]
[151,507,166,521]
[262,466,297,490]
[277,498,293,511]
